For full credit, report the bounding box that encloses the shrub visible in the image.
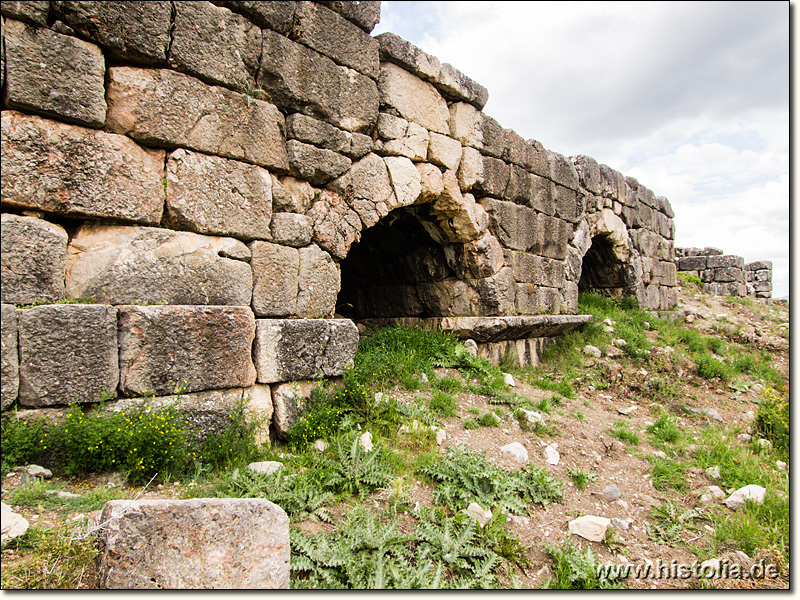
[755,387,789,455]
[197,397,264,470]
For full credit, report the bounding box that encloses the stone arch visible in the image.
[576,208,637,299]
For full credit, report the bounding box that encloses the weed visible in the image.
[320,433,395,499]
[567,468,598,490]
[647,501,699,545]
[647,457,688,493]
[197,396,265,470]
[609,420,639,446]
[646,414,682,445]
[754,387,788,456]
[542,538,624,589]
[430,390,457,418]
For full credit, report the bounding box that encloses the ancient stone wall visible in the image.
[1,1,679,426]
[674,247,772,299]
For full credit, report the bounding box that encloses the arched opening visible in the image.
[336,206,454,320]
[578,234,635,298]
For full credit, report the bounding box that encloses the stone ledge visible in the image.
[360,315,592,343]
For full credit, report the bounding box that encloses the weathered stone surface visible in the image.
[375,112,429,161]
[170,1,261,90]
[271,176,315,214]
[707,255,744,269]
[292,1,379,78]
[515,284,562,315]
[297,245,340,318]
[214,1,295,34]
[507,252,565,287]
[254,319,359,383]
[271,380,314,438]
[17,304,118,406]
[270,212,313,247]
[1,215,67,305]
[724,485,766,511]
[547,150,580,191]
[259,29,378,133]
[1,111,165,223]
[434,184,487,243]
[385,156,422,207]
[447,232,504,279]
[329,153,395,228]
[436,62,490,111]
[568,515,610,542]
[376,32,441,81]
[573,155,602,195]
[449,104,503,158]
[106,67,289,172]
[250,241,299,317]
[4,19,106,127]
[678,255,707,271]
[286,140,351,185]
[307,189,363,259]
[286,112,351,154]
[428,132,462,171]
[52,1,171,64]
[1,304,19,409]
[481,198,537,252]
[318,0,381,33]
[553,184,580,223]
[65,224,252,306]
[501,442,528,464]
[379,62,449,135]
[119,305,257,396]
[98,498,290,589]
[416,162,445,204]
[1,502,30,542]
[460,153,509,199]
[535,215,571,261]
[745,260,772,271]
[166,148,272,240]
[1,1,48,25]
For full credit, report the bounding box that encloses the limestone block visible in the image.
[564,246,583,282]
[527,174,555,216]
[259,29,378,133]
[447,232,505,279]
[375,113,429,161]
[243,383,275,445]
[752,281,772,293]
[118,305,257,396]
[533,215,570,261]
[214,1,295,34]
[166,149,272,241]
[272,176,316,214]
[4,19,106,127]
[1,215,67,305]
[600,163,628,204]
[292,2,379,78]
[502,129,534,171]
[713,266,745,284]
[1,1,48,25]
[515,284,562,315]
[106,67,289,172]
[448,103,504,158]
[286,112,351,154]
[504,165,532,204]
[508,253,565,287]
[553,184,581,223]
[297,245,340,318]
[655,211,674,240]
[2,111,165,224]
[547,150,580,191]
[65,224,252,306]
[470,268,515,316]
[416,162,444,204]
[417,279,479,317]
[436,62,490,111]
[456,146,482,192]
[270,213,313,248]
[473,156,510,199]
[286,140,351,185]
[17,304,118,406]
[678,255,707,271]
[170,1,260,90]
[318,0,381,33]
[428,132,462,171]
[253,318,358,383]
[250,241,300,317]
[307,189,363,259]
[385,156,423,208]
[703,247,724,256]
[587,208,629,262]
[51,1,171,64]
[562,281,579,313]
[378,62,449,135]
[1,304,19,409]
[653,261,678,286]
[271,380,314,438]
[481,198,538,252]
[434,182,487,243]
[348,133,374,159]
[329,153,395,228]
[631,229,671,261]
[746,260,772,271]
[376,32,441,81]
[573,155,602,195]
[707,255,744,269]
[98,498,289,589]
[657,195,675,218]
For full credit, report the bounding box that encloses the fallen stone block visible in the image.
[98,498,290,589]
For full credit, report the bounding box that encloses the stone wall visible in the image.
[1,1,679,424]
[674,247,772,299]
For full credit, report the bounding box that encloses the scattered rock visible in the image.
[26,465,53,479]
[606,346,623,358]
[500,442,529,464]
[503,373,516,387]
[520,410,545,425]
[737,433,752,442]
[617,406,638,415]
[652,451,667,459]
[776,460,786,471]
[463,339,478,357]
[702,408,723,423]
[707,486,726,499]
[612,338,627,347]
[611,517,633,531]
[1,502,29,542]
[359,432,374,452]
[544,445,560,465]
[601,484,621,501]
[568,515,610,542]
[247,461,284,476]
[724,485,766,510]
[583,345,601,358]
[705,466,721,480]
[420,373,429,384]
[615,499,629,511]
[465,502,492,527]
[758,439,772,449]
[45,490,80,499]
[436,429,447,446]
[313,440,328,453]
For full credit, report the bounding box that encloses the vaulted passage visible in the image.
[336,207,453,320]
[578,234,635,298]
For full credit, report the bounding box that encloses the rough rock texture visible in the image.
[259,29,379,133]
[1,111,165,224]
[165,148,273,241]
[118,306,256,397]
[1,214,68,305]
[214,0,295,34]
[271,380,314,438]
[1,1,49,25]
[286,140,352,185]
[253,318,359,383]
[568,515,610,542]
[1,305,19,409]
[1,502,30,542]
[17,304,119,406]
[170,1,261,90]
[3,19,107,127]
[270,212,313,247]
[65,224,253,306]
[51,1,172,64]
[106,67,289,172]
[98,498,290,589]
[318,0,381,33]
[379,62,450,135]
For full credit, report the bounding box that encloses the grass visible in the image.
[646,414,683,445]
[567,468,598,490]
[609,420,640,446]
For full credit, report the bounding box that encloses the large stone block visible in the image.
[599,163,628,203]
[51,1,171,64]
[678,255,707,271]
[119,305,257,396]
[1,1,48,25]
[286,112,351,155]
[170,1,261,91]
[515,284,562,315]
[17,304,119,406]
[436,62,490,111]
[432,174,487,243]
[385,156,423,207]
[270,212,313,248]
[250,241,300,317]
[547,151,580,191]
[253,318,359,383]
[448,103,504,158]
[4,19,106,127]
[1,112,165,223]
[1,304,19,409]
[713,266,745,284]
[307,189,363,259]
[573,155,602,195]
[375,112,429,161]
[297,244,341,318]
[1,214,68,305]
[318,0,381,33]
[508,253,565,288]
[291,2,379,78]
[458,151,510,199]
[553,184,580,223]
[166,148,272,240]
[378,62,449,135]
[428,132,462,171]
[534,215,570,261]
[707,255,744,269]
[65,224,252,306]
[270,380,313,439]
[745,260,772,271]
[98,498,289,589]
[377,32,441,81]
[528,173,556,216]
[286,140,352,185]
[259,29,378,133]
[481,198,537,252]
[329,153,395,228]
[214,1,295,34]
[106,67,289,172]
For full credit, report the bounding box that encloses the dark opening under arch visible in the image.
[578,234,635,298]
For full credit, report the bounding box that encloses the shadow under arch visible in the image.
[578,233,637,299]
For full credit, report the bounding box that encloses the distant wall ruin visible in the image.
[674,247,773,299]
[1,1,680,431]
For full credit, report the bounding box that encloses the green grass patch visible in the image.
[609,420,640,446]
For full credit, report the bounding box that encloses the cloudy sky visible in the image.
[374,1,790,298]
